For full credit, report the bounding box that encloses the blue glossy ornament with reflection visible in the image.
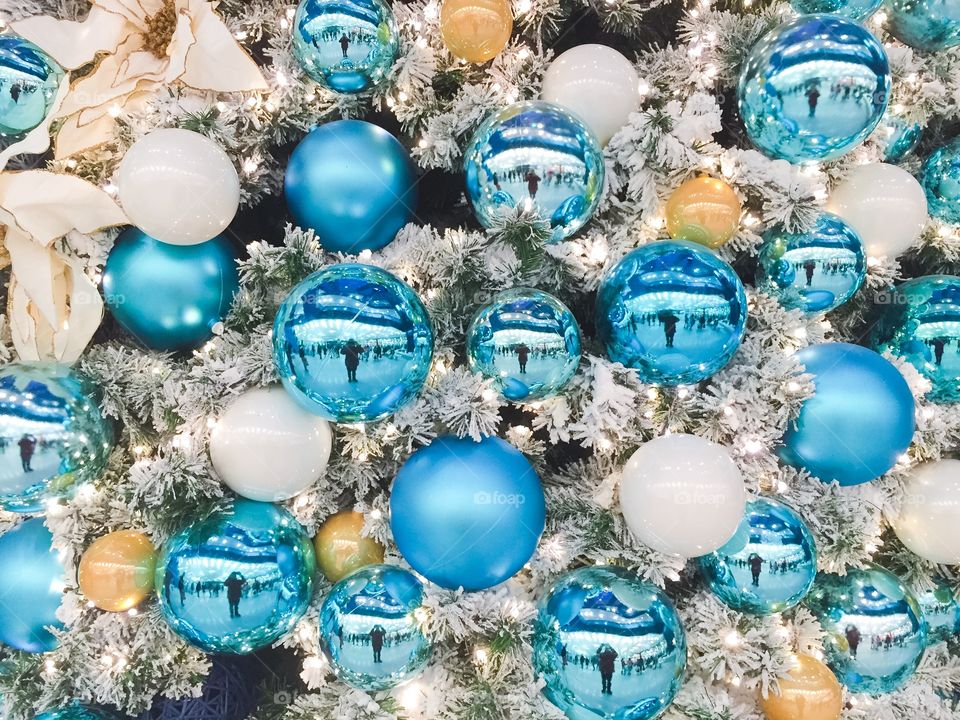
[916,580,959,643]
[790,0,882,18]
[319,564,431,690]
[921,139,960,223]
[35,708,114,720]
[390,435,545,591]
[0,36,63,137]
[532,565,686,720]
[595,240,747,386]
[804,564,926,694]
[880,113,923,162]
[756,212,866,315]
[273,264,433,422]
[738,15,890,163]
[888,0,960,50]
[464,101,604,242]
[155,499,315,654]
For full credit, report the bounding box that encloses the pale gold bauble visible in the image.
[314,511,385,582]
[761,654,843,720]
[440,0,513,64]
[665,175,742,249]
[78,530,157,612]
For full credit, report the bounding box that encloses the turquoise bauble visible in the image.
[0,36,63,136]
[880,113,923,162]
[319,564,431,690]
[804,565,926,694]
[888,0,960,50]
[0,363,112,513]
[532,566,686,720]
[464,101,604,242]
[916,580,959,643]
[921,139,960,223]
[791,0,882,18]
[155,499,315,654]
[34,708,113,720]
[738,15,889,163]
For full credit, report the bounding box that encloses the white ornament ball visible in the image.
[619,433,746,557]
[893,459,960,564]
[540,44,641,146]
[118,128,240,246]
[209,386,333,502]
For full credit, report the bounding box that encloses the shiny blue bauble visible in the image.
[0,36,63,137]
[804,564,926,694]
[285,120,416,253]
[0,363,112,513]
[390,435,546,591]
[880,113,923,162]
[532,566,686,720]
[35,708,114,720]
[102,227,239,352]
[272,263,433,422]
[155,499,315,654]
[921,139,960,223]
[0,518,65,653]
[319,564,431,690]
[467,288,581,402]
[755,212,866,315]
[888,0,960,50]
[595,240,747,386]
[916,580,960,644]
[738,15,890,163]
[698,497,817,615]
[790,0,882,18]
[464,101,604,243]
[780,343,915,486]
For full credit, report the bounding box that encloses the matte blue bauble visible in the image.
[0,363,112,513]
[532,565,686,720]
[102,227,238,352]
[916,580,959,643]
[319,564,431,690]
[738,15,890,163]
[0,518,65,653]
[0,36,63,136]
[284,120,416,253]
[780,343,915,486]
[698,497,817,615]
[136,656,264,720]
[595,240,747,386]
[791,0,882,17]
[888,0,960,50]
[880,113,923,162]
[804,564,926,694]
[273,263,433,422]
[755,212,866,315]
[390,436,546,591]
[35,708,114,720]
[155,499,315,654]
[921,139,960,223]
[464,101,604,242]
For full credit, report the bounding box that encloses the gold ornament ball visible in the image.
[761,654,843,720]
[665,175,742,249]
[78,530,158,612]
[314,511,385,582]
[440,0,513,64]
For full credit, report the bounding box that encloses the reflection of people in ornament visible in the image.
[225,572,246,617]
[164,568,173,605]
[749,553,763,587]
[560,643,568,667]
[845,624,861,658]
[340,34,350,58]
[803,259,816,287]
[516,343,530,373]
[526,169,541,199]
[806,84,820,118]
[178,574,186,605]
[17,434,36,472]
[932,337,946,366]
[659,311,679,348]
[342,340,365,383]
[370,625,385,662]
[338,625,344,649]
[598,645,618,694]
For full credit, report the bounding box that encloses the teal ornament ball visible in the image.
[880,113,923,162]
[791,0,882,18]
[0,36,63,136]
[921,139,960,223]
[35,708,114,720]
[887,0,960,50]
[916,580,959,643]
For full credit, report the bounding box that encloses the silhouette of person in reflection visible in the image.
[342,340,364,383]
[177,574,187,605]
[516,343,530,374]
[163,569,173,605]
[659,311,679,348]
[370,625,385,663]
[598,645,618,695]
[803,259,816,287]
[225,572,247,618]
[17,434,36,472]
[560,643,568,668]
[749,553,763,587]
[340,34,350,58]
[338,625,344,649]
[932,337,947,366]
[525,169,541,199]
[845,624,861,659]
[806,84,820,118]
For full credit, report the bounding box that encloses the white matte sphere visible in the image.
[209,386,333,502]
[619,433,746,557]
[893,459,960,564]
[540,44,641,146]
[826,162,928,259]
[118,128,240,246]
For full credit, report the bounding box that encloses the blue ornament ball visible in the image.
[921,139,960,223]
[595,240,747,386]
[532,565,686,720]
[790,0,882,18]
[780,343,915,486]
[137,656,263,720]
[36,708,114,720]
[464,101,604,242]
[390,435,546,591]
[738,15,890,163]
[0,36,63,137]
[273,263,433,422]
[698,497,817,615]
[880,113,923,162]
[155,499,315,654]
[916,580,960,644]
[755,212,866,315]
[285,120,416,253]
[888,0,960,50]
[319,564,431,690]
[804,564,926,694]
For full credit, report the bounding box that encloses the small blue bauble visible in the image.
[36,708,114,720]
[0,36,63,137]
[780,343,915,486]
[137,656,263,720]
[595,240,747,385]
[464,101,604,242]
[916,580,960,644]
[291,0,398,93]
[319,564,431,690]
[880,113,923,162]
[273,263,433,422]
[155,499,315,654]
[756,212,866,315]
[804,564,926,694]
[921,139,960,223]
[790,0,882,18]
[888,0,960,50]
[532,565,686,720]
[285,120,416,253]
[738,15,890,163]
[698,497,817,615]
[390,436,546,591]
[0,363,112,513]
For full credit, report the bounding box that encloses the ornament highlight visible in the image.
[665,176,742,249]
[315,510,385,582]
[893,459,960,564]
[921,138,960,223]
[0,36,63,137]
[887,0,960,50]
[78,530,157,612]
[440,0,513,64]
[879,113,922,162]
[790,0,882,18]
[760,653,842,720]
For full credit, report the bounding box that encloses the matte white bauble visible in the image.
[893,459,960,564]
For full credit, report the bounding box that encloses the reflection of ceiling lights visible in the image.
[293,319,406,345]
[483,146,587,173]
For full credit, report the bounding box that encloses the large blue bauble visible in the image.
[0,36,63,137]
[0,363,112,513]
[916,580,960,644]
[698,497,817,615]
[319,564,431,690]
[595,240,747,386]
[464,101,604,242]
[738,15,890,163]
[35,708,114,720]
[389,436,546,591]
[155,499,315,654]
[791,0,882,17]
[888,0,960,50]
[273,263,433,422]
[780,343,915,486]
[532,566,686,720]
[879,113,923,162]
[921,139,960,223]
[804,564,926,694]
[284,120,416,253]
